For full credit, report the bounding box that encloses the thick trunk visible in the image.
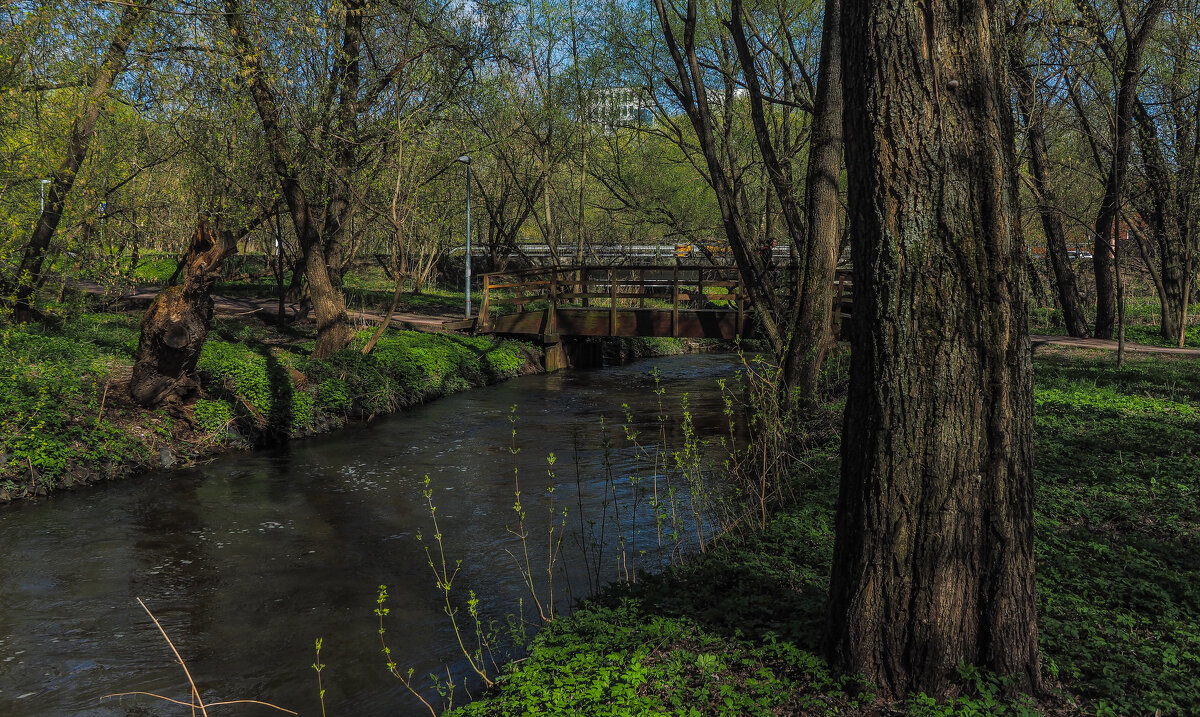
[129,218,234,407]
[1008,26,1088,337]
[1159,245,1186,341]
[9,1,148,320]
[827,0,1040,699]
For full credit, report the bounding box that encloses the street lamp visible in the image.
[39,179,49,214]
[458,154,472,318]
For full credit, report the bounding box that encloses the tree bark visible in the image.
[729,0,843,404]
[8,1,149,321]
[653,0,787,358]
[129,218,234,407]
[1132,96,1197,342]
[827,0,1041,699]
[787,0,843,400]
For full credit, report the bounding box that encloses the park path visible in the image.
[1030,334,1200,357]
[76,281,459,332]
[74,281,1200,354]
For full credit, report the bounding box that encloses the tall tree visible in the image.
[653,0,829,395]
[729,0,843,404]
[826,0,1041,699]
[1128,12,1200,344]
[6,0,150,322]
[1008,2,1089,338]
[222,0,355,357]
[1072,0,1166,339]
[221,0,471,358]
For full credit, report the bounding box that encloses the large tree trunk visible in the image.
[1008,12,1089,338]
[8,1,149,322]
[129,218,234,407]
[826,0,1041,700]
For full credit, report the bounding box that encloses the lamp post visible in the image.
[458,154,472,318]
[39,179,49,214]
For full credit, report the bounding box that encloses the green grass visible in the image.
[129,254,179,284]
[0,312,534,495]
[451,351,1200,715]
[1032,353,1200,714]
[0,315,150,493]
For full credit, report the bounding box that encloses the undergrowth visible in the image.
[445,349,1200,716]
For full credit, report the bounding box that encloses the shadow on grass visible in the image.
[594,501,836,653]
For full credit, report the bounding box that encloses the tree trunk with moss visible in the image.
[129,219,234,407]
[825,0,1041,699]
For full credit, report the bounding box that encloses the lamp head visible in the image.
[457,155,471,164]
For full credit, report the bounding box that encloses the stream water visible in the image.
[0,352,746,716]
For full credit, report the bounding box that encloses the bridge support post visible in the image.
[539,335,602,371]
[609,268,618,336]
[672,263,680,337]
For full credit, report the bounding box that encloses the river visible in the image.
[0,352,747,716]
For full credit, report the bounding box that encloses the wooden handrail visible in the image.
[474,263,854,335]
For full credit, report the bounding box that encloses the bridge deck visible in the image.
[463,264,852,342]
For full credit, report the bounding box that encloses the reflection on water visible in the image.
[0,353,746,716]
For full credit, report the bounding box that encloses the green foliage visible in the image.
[197,340,314,432]
[0,318,147,490]
[0,310,535,494]
[193,398,234,435]
[904,666,1039,716]
[316,377,352,412]
[130,254,179,284]
[451,600,855,717]
[303,330,529,416]
[1033,354,1200,714]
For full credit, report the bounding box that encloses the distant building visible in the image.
[590,87,652,130]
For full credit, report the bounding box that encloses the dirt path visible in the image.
[77,281,460,332]
[1031,334,1200,357]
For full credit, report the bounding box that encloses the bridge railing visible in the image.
[477,264,853,338]
[478,264,751,335]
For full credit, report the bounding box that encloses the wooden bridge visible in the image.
[452,265,851,367]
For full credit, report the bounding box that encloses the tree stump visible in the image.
[129,218,235,407]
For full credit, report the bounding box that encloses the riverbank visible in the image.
[450,347,1200,716]
[0,310,712,503]
[0,312,539,501]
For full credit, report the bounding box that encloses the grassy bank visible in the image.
[0,312,538,500]
[450,349,1200,716]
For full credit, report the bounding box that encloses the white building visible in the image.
[590,87,652,130]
